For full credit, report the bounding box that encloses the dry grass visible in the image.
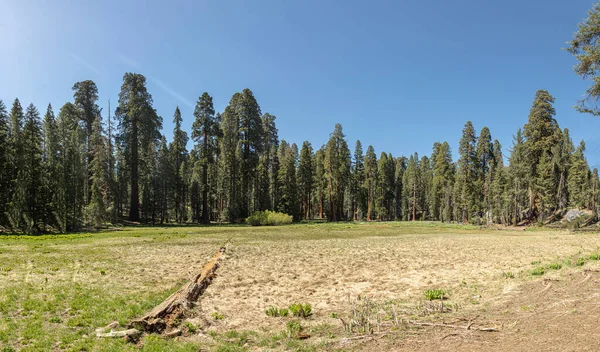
[1,222,600,351]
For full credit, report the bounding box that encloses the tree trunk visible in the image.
[131,247,226,334]
[129,122,140,222]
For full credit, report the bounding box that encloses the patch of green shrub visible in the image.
[530,267,545,276]
[576,257,586,266]
[547,263,562,270]
[246,211,293,226]
[589,253,600,261]
[288,303,312,318]
[424,289,446,301]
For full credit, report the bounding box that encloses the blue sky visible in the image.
[1,0,599,167]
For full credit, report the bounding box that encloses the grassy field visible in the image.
[2,222,600,351]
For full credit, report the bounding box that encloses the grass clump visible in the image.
[576,257,586,266]
[212,312,224,320]
[424,289,446,301]
[530,267,545,276]
[502,271,515,279]
[288,303,312,318]
[547,263,562,270]
[246,211,293,226]
[265,306,289,317]
[588,253,600,261]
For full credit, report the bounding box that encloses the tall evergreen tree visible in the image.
[568,140,590,208]
[352,141,366,220]
[0,101,10,228]
[192,93,220,224]
[115,73,162,222]
[298,141,314,219]
[171,106,189,223]
[20,104,44,232]
[403,154,419,221]
[324,124,351,221]
[8,99,25,230]
[364,145,377,220]
[456,121,478,222]
[237,89,263,217]
[85,114,110,227]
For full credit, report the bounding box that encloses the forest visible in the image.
[0,81,596,234]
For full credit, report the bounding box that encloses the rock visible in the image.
[566,209,584,222]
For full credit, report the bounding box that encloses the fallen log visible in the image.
[408,320,499,332]
[129,246,227,335]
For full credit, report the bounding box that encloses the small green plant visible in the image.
[265,306,279,317]
[285,320,302,338]
[212,312,224,320]
[531,260,541,265]
[49,316,62,323]
[288,303,312,318]
[576,257,586,266]
[502,271,515,279]
[329,312,338,319]
[1,267,12,272]
[530,267,545,276]
[278,308,289,317]
[588,253,600,261]
[547,263,562,270]
[99,269,106,275]
[424,289,446,301]
[184,321,198,333]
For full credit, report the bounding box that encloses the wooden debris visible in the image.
[408,320,499,332]
[96,245,227,339]
[130,246,227,334]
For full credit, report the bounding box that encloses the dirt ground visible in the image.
[2,222,600,351]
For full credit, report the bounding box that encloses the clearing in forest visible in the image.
[1,222,600,351]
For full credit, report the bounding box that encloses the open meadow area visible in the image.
[2,222,600,351]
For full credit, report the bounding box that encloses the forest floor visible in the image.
[1,222,600,351]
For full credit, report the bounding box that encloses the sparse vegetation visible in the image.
[530,267,545,276]
[424,289,446,301]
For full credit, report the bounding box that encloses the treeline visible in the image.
[0,74,596,233]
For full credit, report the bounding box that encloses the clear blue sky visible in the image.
[1,1,599,168]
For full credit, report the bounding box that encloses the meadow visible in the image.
[2,222,600,351]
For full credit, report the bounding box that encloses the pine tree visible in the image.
[157,136,172,223]
[219,95,241,222]
[403,154,419,221]
[523,90,560,218]
[507,129,528,225]
[42,104,60,230]
[456,121,478,223]
[394,157,407,220]
[352,141,366,220]
[298,141,314,220]
[257,113,278,211]
[8,99,25,230]
[419,155,432,219]
[376,152,396,220]
[170,106,189,223]
[568,140,589,208]
[567,2,600,115]
[313,147,327,219]
[237,89,263,217]
[72,80,101,204]
[277,141,300,219]
[85,114,110,227]
[324,124,351,221]
[21,104,44,233]
[431,142,454,222]
[192,93,220,224]
[115,73,162,222]
[476,127,493,218]
[364,145,377,220]
[536,150,557,222]
[0,100,10,228]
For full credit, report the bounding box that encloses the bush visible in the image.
[424,289,446,301]
[289,303,312,318]
[246,211,293,226]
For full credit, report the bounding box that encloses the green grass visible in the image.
[530,267,545,276]
[424,289,446,300]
